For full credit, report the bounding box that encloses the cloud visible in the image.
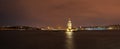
[0,0,120,27]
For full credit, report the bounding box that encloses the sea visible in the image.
[0,30,120,49]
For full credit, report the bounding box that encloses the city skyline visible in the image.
[0,0,120,27]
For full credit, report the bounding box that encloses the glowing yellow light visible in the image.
[66,18,73,38]
[108,27,113,30]
[66,31,73,38]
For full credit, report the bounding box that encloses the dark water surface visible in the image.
[0,30,120,49]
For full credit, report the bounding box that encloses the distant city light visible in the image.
[108,27,113,30]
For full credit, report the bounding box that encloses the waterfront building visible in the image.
[66,18,73,32]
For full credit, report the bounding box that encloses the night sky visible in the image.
[0,0,120,27]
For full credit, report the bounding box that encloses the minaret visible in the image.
[66,18,73,32]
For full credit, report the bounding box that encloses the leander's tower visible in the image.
[66,18,73,32]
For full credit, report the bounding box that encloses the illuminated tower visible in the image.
[66,18,73,32]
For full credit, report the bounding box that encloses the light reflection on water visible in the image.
[65,31,74,49]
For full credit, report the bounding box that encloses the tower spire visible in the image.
[68,18,71,21]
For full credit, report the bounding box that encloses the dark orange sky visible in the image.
[0,0,120,27]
